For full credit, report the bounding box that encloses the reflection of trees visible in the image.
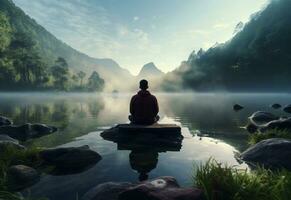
[88,100,105,117]
[51,101,70,129]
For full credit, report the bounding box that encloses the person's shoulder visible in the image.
[150,93,157,100]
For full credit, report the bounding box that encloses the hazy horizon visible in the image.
[13,0,268,75]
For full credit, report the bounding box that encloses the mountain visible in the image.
[163,0,291,92]
[138,62,164,78]
[0,0,133,91]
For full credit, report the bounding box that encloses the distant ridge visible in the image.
[138,62,164,78]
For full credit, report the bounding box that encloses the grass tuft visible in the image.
[248,129,291,145]
[194,158,291,200]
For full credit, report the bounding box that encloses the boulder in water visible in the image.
[39,145,102,175]
[246,117,291,133]
[101,124,182,147]
[0,135,25,151]
[233,104,244,111]
[271,103,282,109]
[283,104,291,114]
[7,165,40,191]
[0,123,58,141]
[0,116,13,126]
[240,138,291,170]
[248,111,279,125]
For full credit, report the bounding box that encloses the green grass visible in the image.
[194,159,291,200]
[0,145,45,200]
[248,129,291,145]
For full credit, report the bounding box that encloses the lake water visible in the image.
[1,92,290,200]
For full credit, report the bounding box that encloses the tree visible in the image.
[51,57,70,91]
[87,71,104,92]
[77,71,86,86]
[0,12,11,53]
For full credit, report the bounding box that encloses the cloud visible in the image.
[133,16,139,21]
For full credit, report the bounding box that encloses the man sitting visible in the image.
[129,80,160,125]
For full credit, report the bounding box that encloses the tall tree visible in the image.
[77,71,86,87]
[51,57,70,91]
[87,71,104,92]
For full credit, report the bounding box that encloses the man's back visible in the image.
[130,90,159,125]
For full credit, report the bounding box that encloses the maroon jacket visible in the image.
[130,90,159,124]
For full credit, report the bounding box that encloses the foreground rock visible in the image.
[0,123,57,141]
[39,145,102,175]
[7,165,40,191]
[246,117,291,133]
[240,138,291,170]
[233,104,244,111]
[0,135,25,151]
[82,182,135,200]
[82,177,204,200]
[0,116,13,126]
[283,104,291,114]
[248,111,279,125]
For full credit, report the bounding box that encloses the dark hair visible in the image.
[139,79,148,90]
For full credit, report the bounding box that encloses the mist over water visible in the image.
[1,92,291,200]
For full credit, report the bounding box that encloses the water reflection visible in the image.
[117,136,183,181]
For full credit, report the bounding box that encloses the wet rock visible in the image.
[0,135,25,151]
[82,182,135,200]
[82,177,204,200]
[119,176,204,200]
[39,145,102,175]
[0,116,13,126]
[240,138,291,170]
[7,165,40,191]
[283,104,291,114]
[271,103,282,109]
[248,111,279,125]
[247,117,291,134]
[0,123,57,141]
[233,104,244,111]
[101,125,183,150]
[259,117,291,133]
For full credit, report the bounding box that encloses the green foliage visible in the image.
[87,71,105,92]
[194,159,291,200]
[0,1,106,92]
[248,129,291,145]
[165,0,291,91]
[0,12,11,52]
[0,145,45,200]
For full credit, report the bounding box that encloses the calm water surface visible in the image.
[1,92,290,200]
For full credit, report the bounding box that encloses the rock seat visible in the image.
[101,124,183,150]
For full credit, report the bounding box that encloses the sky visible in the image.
[13,0,269,75]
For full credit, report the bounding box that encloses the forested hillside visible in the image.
[163,0,291,92]
[0,0,130,91]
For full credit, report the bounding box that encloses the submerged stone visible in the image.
[271,103,282,109]
[233,104,244,111]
